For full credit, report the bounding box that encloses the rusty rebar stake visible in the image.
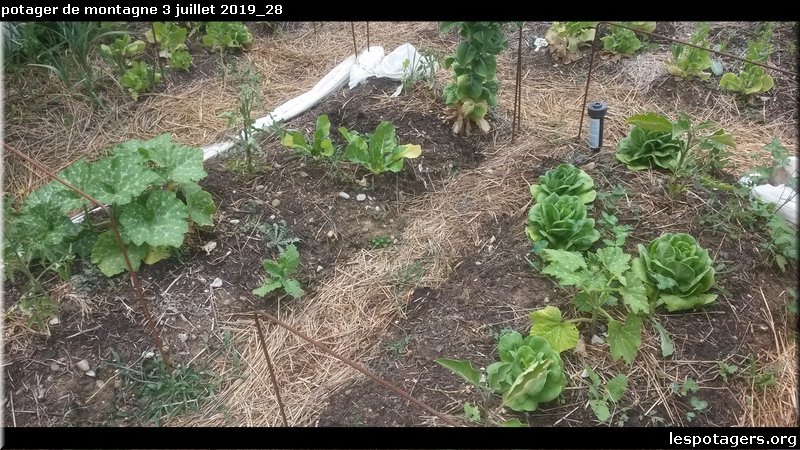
[351,22,358,57]
[366,22,370,50]
[576,23,603,141]
[252,310,461,427]
[254,313,289,426]
[512,23,524,142]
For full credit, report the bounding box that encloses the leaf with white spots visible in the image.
[120,190,189,248]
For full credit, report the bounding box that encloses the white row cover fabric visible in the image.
[740,156,798,225]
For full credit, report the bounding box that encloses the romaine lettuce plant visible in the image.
[545,22,598,63]
[3,134,216,279]
[441,22,509,135]
[99,34,146,75]
[436,331,566,414]
[252,244,303,300]
[146,22,189,58]
[120,60,162,100]
[339,121,421,175]
[665,22,713,80]
[616,126,683,172]
[631,233,717,312]
[601,26,644,59]
[281,115,336,160]
[203,22,253,51]
[529,163,596,204]
[526,193,600,252]
[720,23,775,99]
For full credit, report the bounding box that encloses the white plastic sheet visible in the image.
[740,156,798,225]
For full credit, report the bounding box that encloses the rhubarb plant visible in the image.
[252,244,303,299]
[4,134,216,279]
[339,121,422,175]
[441,22,509,135]
[281,115,336,160]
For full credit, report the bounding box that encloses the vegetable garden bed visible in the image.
[2,21,797,429]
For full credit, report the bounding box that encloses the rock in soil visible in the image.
[271,199,281,207]
[356,194,367,201]
[76,359,91,372]
[338,192,350,200]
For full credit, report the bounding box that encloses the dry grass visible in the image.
[3,21,797,428]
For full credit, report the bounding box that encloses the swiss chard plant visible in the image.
[203,22,253,52]
[99,34,146,75]
[529,163,596,204]
[120,60,162,100]
[339,121,422,176]
[441,22,509,135]
[281,115,336,160]
[252,244,303,300]
[3,134,216,280]
[631,233,717,312]
[720,23,775,100]
[545,22,598,63]
[436,330,566,417]
[533,246,650,364]
[665,22,713,80]
[526,193,600,252]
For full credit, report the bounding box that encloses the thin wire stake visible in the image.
[351,22,358,57]
[251,310,461,427]
[576,23,603,141]
[512,23,524,142]
[254,313,289,427]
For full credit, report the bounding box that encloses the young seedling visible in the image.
[253,244,303,300]
[584,367,628,423]
[281,115,336,160]
[369,235,393,249]
[718,361,740,382]
[258,220,301,253]
[339,121,422,176]
[220,65,263,173]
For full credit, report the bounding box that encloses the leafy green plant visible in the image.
[339,122,422,176]
[145,22,189,59]
[169,50,192,71]
[666,22,713,80]
[203,22,253,51]
[720,23,775,99]
[220,65,263,173]
[671,377,707,422]
[759,206,798,272]
[258,220,301,253]
[369,235,393,249]
[534,246,650,364]
[437,332,566,414]
[584,367,628,422]
[252,244,303,299]
[529,163,596,204]
[281,115,336,160]
[526,193,600,252]
[598,212,633,248]
[601,23,654,59]
[631,233,717,312]
[718,361,740,382]
[441,22,509,135]
[3,134,216,279]
[617,112,735,195]
[545,21,598,63]
[120,60,162,100]
[99,34,146,75]
[616,125,683,172]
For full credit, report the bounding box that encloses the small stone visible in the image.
[338,192,350,200]
[144,351,155,359]
[475,261,482,266]
[269,215,276,220]
[361,225,369,233]
[210,277,223,288]
[229,219,240,225]
[202,241,217,255]
[327,230,335,238]
[271,199,281,208]
[580,368,589,378]
[178,333,189,343]
[316,265,323,272]
[356,194,367,202]
[374,206,381,212]
[85,370,96,378]
[190,334,198,341]
[255,185,266,191]
[50,363,60,371]
[96,380,104,388]
[299,171,309,178]
[543,297,550,303]
[48,316,60,326]
[308,217,315,224]
[76,359,91,372]
[591,335,605,345]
